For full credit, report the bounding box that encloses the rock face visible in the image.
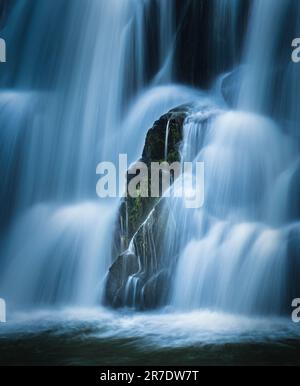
[105,106,190,309]
[111,105,190,257]
[105,199,174,309]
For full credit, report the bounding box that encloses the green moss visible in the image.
[115,109,187,253]
[167,149,180,163]
[129,194,142,231]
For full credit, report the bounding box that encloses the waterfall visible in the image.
[1,0,299,317]
[169,0,300,316]
[238,0,288,113]
[154,0,174,83]
[171,111,299,315]
[0,0,199,309]
[211,0,240,69]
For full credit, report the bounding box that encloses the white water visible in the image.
[238,0,287,112]
[0,0,200,308]
[170,0,300,316]
[0,0,299,352]
[168,110,299,314]
[0,202,116,308]
[2,307,299,349]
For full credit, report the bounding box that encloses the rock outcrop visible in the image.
[105,105,190,309]
[104,103,221,310]
[111,105,190,257]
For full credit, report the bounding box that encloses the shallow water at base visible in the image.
[0,308,300,365]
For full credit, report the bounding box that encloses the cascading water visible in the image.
[1,0,300,366]
[238,0,288,112]
[170,0,300,315]
[0,0,199,309]
[171,110,299,315]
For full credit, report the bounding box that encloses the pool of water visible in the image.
[0,307,300,365]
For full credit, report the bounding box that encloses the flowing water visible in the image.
[170,110,299,315]
[0,0,300,365]
[0,0,193,307]
[1,307,300,365]
[169,0,300,316]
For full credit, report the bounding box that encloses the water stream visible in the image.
[0,0,299,364]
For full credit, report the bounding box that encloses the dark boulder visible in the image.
[104,104,218,310]
[105,106,189,309]
[105,251,139,308]
[111,105,190,257]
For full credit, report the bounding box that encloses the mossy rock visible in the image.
[105,104,222,310]
[112,106,190,256]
